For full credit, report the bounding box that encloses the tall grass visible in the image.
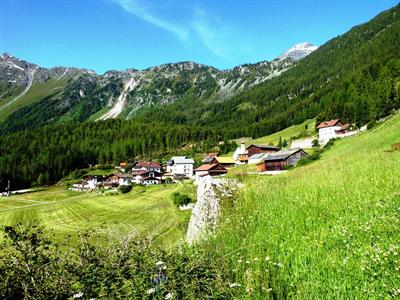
[201,113,400,298]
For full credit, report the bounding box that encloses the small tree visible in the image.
[119,185,132,193]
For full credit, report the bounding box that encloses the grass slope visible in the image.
[0,80,66,122]
[247,118,316,146]
[205,113,400,298]
[0,184,193,248]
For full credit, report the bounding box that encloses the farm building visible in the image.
[248,153,269,164]
[317,119,350,143]
[215,156,235,168]
[233,142,249,164]
[257,149,308,171]
[246,144,280,156]
[132,161,162,173]
[194,163,228,180]
[202,156,219,164]
[167,156,194,178]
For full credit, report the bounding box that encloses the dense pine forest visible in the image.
[0,4,400,190]
[0,121,229,190]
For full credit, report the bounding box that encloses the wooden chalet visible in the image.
[257,149,308,171]
[194,163,228,178]
[246,144,280,156]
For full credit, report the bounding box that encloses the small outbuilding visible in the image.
[257,149,308,171]
[194,163,228,179]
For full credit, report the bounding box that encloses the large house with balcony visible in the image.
[167,156,194,178]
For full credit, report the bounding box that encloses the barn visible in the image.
[246,144,280,157]
[194,163,228,179]
[257,149,308,171]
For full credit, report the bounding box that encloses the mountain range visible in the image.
[0,42,315,129]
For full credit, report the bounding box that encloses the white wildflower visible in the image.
[229,283,241,288]
[165,292,173,299]
[156,261,165,266]
[73,292,84,299]
[147,288,156,295]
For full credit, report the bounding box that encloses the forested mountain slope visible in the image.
[136,4,400,137]
[0,52,297,133]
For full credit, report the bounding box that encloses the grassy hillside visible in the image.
[0,184,193,248]
[0,80,66,122]
[201,112,400,298]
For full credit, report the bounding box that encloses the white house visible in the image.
[132,170,162,185]
[317,119,350,143]
[132,161,162,173]
[117,174,133,186]
[167,156,194,178]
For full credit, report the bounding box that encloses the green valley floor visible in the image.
[0,184,193,248]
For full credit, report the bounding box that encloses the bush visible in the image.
[171,192,192,207]
[119,185,132,193]
[0,224,233,299]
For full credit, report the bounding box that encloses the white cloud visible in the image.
[111,1,251,61]
[111,0,189,40]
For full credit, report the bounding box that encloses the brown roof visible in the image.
[317,119,342,129]
[134,161,161,168]
[194,163,227,172]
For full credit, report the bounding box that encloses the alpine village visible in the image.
[0,2,400,299]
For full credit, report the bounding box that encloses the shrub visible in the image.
[171,192,192,206]
[0,224,233,299]
[119,185,132,193]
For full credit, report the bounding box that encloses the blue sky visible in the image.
[0,0,398,74]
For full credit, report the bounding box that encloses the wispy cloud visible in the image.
[111,0,189,40]
[192,8,228,59]
[111,0,250,61]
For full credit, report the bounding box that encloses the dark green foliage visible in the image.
[0,120,224,190]
[171,192,192,207]
[0,224,234,299]
[297,150,322,167]
[119,185,132,193]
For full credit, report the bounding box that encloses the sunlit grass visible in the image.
[204,113,400,298]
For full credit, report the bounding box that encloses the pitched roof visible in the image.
[171,156,194,164]
[216,157,235,164]
[134,161,161,168]
[247,144,280,151]
[116,173,133,178]
[263,149,307,162]
[194,163,227,172]
[202,156,217,164]
[317,119,342,129]
[248,153,268,160]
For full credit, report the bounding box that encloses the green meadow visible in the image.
[201,113,400,298]
[0,184,193,248]
[0,80,66,122]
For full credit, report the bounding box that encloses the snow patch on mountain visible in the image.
[279,42,318,61]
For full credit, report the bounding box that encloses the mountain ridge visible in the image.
[0,42,317,127]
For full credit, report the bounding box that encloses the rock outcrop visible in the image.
[186,175,237,244]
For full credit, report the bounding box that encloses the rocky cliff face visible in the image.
[187,176,238,244]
